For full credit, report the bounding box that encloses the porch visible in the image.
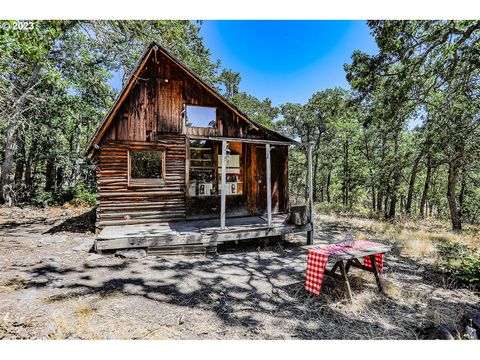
[95,214,312,254]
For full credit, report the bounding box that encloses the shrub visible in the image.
[437,241,480,288]
[29,183,96,208]
[31,191,56,207]
[69,183,97,207]
[314,202,373,218]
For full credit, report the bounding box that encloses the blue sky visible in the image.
[200,20,379,106]
[109,21,379,107]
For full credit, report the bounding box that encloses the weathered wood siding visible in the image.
[246,144,288,215]
[95,137,186,228]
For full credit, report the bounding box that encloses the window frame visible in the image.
[185,104,217,129]
[186,139,217,197]
[186,139,245,197]
[128,148,166,187]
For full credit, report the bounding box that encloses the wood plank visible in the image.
[188,135,294,146]
[266,143,272,227]
[338,260,353,303]
[211,222,312,242]
[328,246,392,260]
[220,140,227,229]
[369,254,385,293]
[95,215,309,250]
[96,232,213,249]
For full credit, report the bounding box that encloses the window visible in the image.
[187,140,244,197]
[188,140,216,196]
[217,142,243,196]
[130,150,164,182]
[185,105,216,128]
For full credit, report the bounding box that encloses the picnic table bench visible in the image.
[303,240,392,302]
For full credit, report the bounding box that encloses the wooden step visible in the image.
[147,244,217,256]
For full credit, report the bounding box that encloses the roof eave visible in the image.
[85,41,295,156]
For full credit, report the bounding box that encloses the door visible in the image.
[246,145,267,215]
[246,144,287,215]
[270,146,287,213]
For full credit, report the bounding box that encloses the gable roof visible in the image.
[86,41,295,156]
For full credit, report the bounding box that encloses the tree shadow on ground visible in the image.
[14,240,476,339]
[7,231,478,340]
[45,208,96,234]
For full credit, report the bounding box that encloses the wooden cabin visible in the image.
[86,42,313,253]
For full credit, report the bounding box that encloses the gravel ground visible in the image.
[0,206,478,339]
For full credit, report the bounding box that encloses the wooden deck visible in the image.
[95,214,312,253]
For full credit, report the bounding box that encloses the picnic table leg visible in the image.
[369,254,384,293]
[345,259,353,273]
[330,260,340,274]
[338,260,353,303]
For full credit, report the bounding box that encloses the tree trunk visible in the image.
[387,133,401,219]
[420,158,432,218]
[371,185,376,212]
[14,136,26,184]
[69,117,83,187]
[312,146,320,202]
[56,166,64,190]
[447,158,462,231]
[406,149,423,215]
[1,63,42,205]
[326,167,331,203]
[363,137,376,212]
[343,139,349,206]
[459,165,467,219]
[1,121,19,204]
[384,183,390,219]
[45,158,56,192]
[377,189,383,213]
[388,173,400,218]
[24,138,38,188]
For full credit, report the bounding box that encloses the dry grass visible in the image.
[310,213,479,338]
[2,275,32,290]
[1,206,478,340]
[0,286,15,293]
[318,213,479,259]
[396,235,436,260]
[49,298,102,339]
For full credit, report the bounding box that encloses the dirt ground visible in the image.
[0,206,478,340]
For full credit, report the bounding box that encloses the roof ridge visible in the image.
[86,41,294,156]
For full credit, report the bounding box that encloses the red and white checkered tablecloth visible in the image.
[305,240,385,295]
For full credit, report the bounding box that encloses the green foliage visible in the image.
[437,241,480,288]
[343,20,480,228]
[0,19,479,234]
[0,20,225,207]
[69,183,97,207]
[30,191,57,208]
[314,202,373,218]
[29,182,96,207]
[229,92,279,128]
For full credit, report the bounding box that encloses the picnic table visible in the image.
[304,240,392,302]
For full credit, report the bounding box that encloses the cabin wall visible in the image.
[246,144,288,215]
[95,136,186,229]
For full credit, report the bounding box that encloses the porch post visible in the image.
[307,142,314,245]
[266,143,272,227]
[220,140,227,230]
